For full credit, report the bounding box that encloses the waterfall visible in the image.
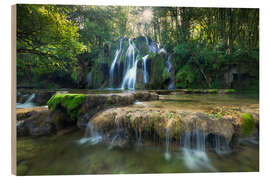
[108,36,169,90]
[166,55,175,90]
[109,38,123,87]
[87,71,92,87]
[182,129,215,171]
[164,127,171,160]
[78,122,103,145]
[25,93,36,104]
[108,116,121,149]
[143,55,149,83]
[16,93,36,108]
[121,40,138,90]
[214,134,231,155]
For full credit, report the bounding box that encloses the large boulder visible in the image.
[16,107,56,137]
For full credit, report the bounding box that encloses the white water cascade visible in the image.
[166,55,175,90]
[142,55,149,83]
[121,39,138,90]
[164,127,171,160]
[16,93,36,109]
[87,71,92,87]
[182,129,216,171]
[78,122,103,145]
[109,38,124,87]
[214,134,231,155]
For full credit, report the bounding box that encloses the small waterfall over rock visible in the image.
[164,127,171,160]
[166,55,175,90]
[78,122,103,145]
[16,93,36,108]
[143,55,149,83]
[87,71,92,87]
[109,38,124,87]
[181,129,215,171]
[214,134,231,155]
[121,39,138,90]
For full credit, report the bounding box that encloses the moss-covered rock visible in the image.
[48,94,86,123]
[224,89,236,94]
[90,107,235,143]
[240,113,255,136]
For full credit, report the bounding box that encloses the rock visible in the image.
[133,91,159,101]
[16,107,56,137]
[76,92,158,129]
[33,91,55,105]
[90,107,235,142]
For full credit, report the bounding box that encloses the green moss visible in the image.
[193,89,201,93]
[224,89,235,93]
[48,94,86,111]
[208,89,218,93]
[240,113,255,136]
[47,94,86,121]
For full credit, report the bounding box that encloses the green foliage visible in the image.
[176,65,195,88]
[17,4,86,87]
[240,113,255,136]
[71,71,77,81]
[47,94,86,121]
[148,55,168,89]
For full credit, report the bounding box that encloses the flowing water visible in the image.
[17,130,259,175]
[110,37,168,90]
[16,93,36,109]
[166,55,175,90]
[109,38,124,87]
[121,39,137,90]
[16,93,259,175]
[143,55,149,83]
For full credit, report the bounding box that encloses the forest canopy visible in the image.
[16,5,259,90]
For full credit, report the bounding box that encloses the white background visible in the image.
[0,0,269,179]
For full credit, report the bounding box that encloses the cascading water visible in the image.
[109,38,124,87]
[78,122,103,145]
[87,71,92,87]
[108,116,121,149]
[164,127,171,160]
[16,93,36,108]
[182,129,216,171]
[121,40,138,90]
[166,55,175,90]
[142,55,149,83]
[108,36,169,90]
[214,134,231,155]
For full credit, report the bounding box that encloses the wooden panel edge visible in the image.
[11,4,17,176]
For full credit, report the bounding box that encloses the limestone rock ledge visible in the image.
[90,107,235,142]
